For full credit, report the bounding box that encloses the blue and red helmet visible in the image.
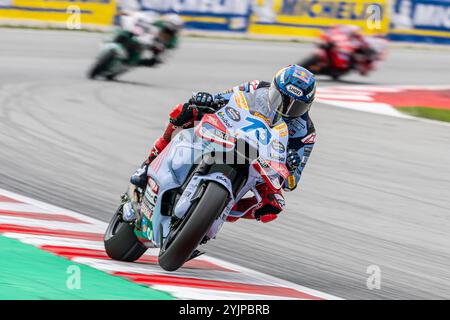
[269,65,316,120]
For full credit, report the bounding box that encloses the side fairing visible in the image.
[143,129,199,247]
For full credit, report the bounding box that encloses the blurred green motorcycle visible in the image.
[87,30,152,80]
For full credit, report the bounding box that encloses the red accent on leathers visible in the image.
[146,103,199,163]
[259,214,278,223]
[169,103,186,119]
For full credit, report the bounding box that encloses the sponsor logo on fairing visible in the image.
[217,112,233,128]
[274,122,289,137]
[271,140,286,153]
[143,179,159,219]
[216,175,229,184]
[225,107,241,121]
[148,177,159,194]
[234,92,249,110]
[270,152,286,162]
[257,157,269,169]
[252,111,271,125]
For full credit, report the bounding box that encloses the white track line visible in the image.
[316,94,374,101]
[316,100,411,117]
[151,285,299,300]
[3,233,105,250]
[72,257,271,285]
[0,203,68,213]
[0,187,342,300]
[0,216,101,232]
[316,85,450,125]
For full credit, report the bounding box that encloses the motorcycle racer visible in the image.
[114,11,183,68]
[322,25,380,76]
[129,65,317,224]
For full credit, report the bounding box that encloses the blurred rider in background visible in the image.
[322,25,379,76]
[114,10,184,67]
[127,65,317,225]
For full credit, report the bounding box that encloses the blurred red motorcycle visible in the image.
[299,25,388,80]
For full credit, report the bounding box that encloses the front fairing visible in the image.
[204,93,290,166]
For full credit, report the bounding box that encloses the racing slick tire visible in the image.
[87,49,116,79]
[104,205,147,262]
[158,182,229,271]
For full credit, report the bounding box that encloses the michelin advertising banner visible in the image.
[390,0,450,44]
[249,0,390,37]
[0,0,117,29]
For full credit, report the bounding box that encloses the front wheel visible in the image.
[104,205,147,262]
[87,49,116,79]
[158,182,229,271]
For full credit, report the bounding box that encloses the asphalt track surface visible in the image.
[1,29,450,299]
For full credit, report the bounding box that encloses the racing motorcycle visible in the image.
[104,93,289,271]
[87,29,157,80]
[299,29,387,80]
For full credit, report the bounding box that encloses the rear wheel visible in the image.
[104,205,147,262]
[299,55,322,73]
[87,49,116,79]
[331,73,341,81]
[158,182,229,271]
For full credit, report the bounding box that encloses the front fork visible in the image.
[121,185,158,246]
[120,185,144,225]
[172,155,237,242]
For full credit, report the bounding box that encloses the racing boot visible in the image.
[123,150,159,223]
[129,132,172,189]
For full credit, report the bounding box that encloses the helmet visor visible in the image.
[282,98,312,118]
[268,81,283,112]
[269,80,312,119]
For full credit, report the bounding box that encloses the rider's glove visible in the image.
[189,92,214,107]
[213,94,226,108]
[286,149,301,172]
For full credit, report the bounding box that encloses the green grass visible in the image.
[0,235,174,300]
[398,107,450,123]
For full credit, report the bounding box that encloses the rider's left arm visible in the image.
[283,116,316,192]
[283,142,315,191]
